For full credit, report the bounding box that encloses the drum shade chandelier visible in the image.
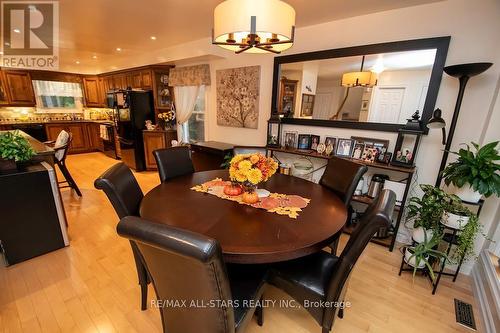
[341,56,378,87]
[212,0,296,54]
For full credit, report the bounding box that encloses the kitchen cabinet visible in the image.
[141,70,153,89]
[113,74,127,90]
[0,71,9,105]
[45,123,90,154]
[143,130,177,170]
[130,71,142,89]
[82,76,102,107]
[3,70,36,106]
[87,123,104,151]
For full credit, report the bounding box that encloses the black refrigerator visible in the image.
[115,90,155,171]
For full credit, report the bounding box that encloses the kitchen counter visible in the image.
[0,119,113,126]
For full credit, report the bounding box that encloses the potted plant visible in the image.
[0,131,35,171]
[404,232,448,282]
[407,184,448,243]
[442,141,500,203]
[454,214,482,262]
[442,196,471,230]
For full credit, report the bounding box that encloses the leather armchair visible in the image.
[153,146,195,183]
[319,156,368,254]
[94,162,150,310]
[267,190,396,333]
[117,216,268,333]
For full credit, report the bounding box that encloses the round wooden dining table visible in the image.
[140,170,347,264]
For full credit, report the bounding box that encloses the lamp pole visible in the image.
[434,62,493,188]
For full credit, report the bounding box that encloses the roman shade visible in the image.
[169,64,211,86]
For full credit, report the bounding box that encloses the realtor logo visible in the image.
[1,1,59,69]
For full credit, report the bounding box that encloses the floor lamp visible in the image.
[427,62,493,188]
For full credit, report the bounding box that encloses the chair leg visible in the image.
[329,238,339,255]
[131,242,150,311]
[322,328,330,333]
[140,282,148,310]
[58,162,82,196]
[256,296,264,326]
[338,306,344,319]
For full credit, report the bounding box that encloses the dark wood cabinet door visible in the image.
[0,71,9,105]
[87,123,104,151]
[45,123,90,153]
[143,131,166,170]
[130,71,142,88]
[3,70,35,106]
[82,76,101,107]
[141,70,153,89]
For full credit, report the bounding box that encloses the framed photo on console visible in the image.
[335,138,354,157]
[297,134,312,150]
[283,131,298,149]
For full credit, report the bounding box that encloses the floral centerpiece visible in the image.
[157,110,176,130]
[226,153,278,203]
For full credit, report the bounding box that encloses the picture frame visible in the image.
[351,143,365,159]
[351,136,390,162]
[382,152,393,164]
[297,134,312,150]
[300,94,315,117]
[283,131,298,150]
[324,137,337,156]
[361,147,378,163]
[310,135,320,150]
[335,138,354,157]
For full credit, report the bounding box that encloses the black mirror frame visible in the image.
[271,36,451,133]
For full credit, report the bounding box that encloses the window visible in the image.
[32,80,84,113]
[182,86,205,143]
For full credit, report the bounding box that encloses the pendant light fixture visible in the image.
[212,0,296,54]
[341,55,378,87]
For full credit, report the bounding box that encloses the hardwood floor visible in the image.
[0,152,482,332]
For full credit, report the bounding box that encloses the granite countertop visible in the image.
[0,119,114,126]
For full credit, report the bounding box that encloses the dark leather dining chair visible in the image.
[94,162,150,311]
[267,189,396,333]
[319,156,368,254]
[153,146,195,183]
[117,216,267,333]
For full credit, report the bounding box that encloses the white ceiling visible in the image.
[8,0,444,73]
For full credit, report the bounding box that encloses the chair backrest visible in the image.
[319,156,368,206]
[54,130,71,162]
[94,162,144,218]
[323,189,395,328]
[232,146,268,156]
[153,146,195,183]
[117,216,235,333]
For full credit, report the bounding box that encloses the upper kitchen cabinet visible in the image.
[141,70,153,89]
[0,71,9,105]
[3,70,36,106]
[82,76,103,107]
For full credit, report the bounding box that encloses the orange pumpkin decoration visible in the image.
[223,184,243,196]
[242,191,259,204]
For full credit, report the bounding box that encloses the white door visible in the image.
[312,93,333,120]
[369,87,405,123]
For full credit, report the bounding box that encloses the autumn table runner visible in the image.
[191,178,311,219]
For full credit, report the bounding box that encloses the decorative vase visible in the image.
[442,211,470,230]
[453,185,482,203]
[0,158,17,172]
[412,227,434,244]
[404,247,426,269]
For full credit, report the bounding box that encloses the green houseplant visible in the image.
[0,131,35,171]
[405,232,448,282]
[407,184,448,242]
[442,141,500,202]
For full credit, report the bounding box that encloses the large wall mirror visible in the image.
[271,37,450,132]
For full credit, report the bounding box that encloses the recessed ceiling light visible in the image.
[13,28,21,34]
[4,42,10,46]
[116,47,122,52]
[0,51,3,55]
[150,36,157,40]
[92,55,97,59]
[75,61,80,64]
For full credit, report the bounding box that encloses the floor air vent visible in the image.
[454,299,476,330]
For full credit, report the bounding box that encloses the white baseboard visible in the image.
[471,250,500,333]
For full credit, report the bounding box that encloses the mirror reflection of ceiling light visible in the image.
[212,0,295,54]
[13,28,21,33]
[341,55,378,87]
